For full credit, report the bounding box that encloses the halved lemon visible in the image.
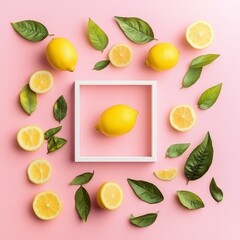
[29,70,54,94]
[27,159,52,184]
[17,125,44,151]
[97,182,123,210]
[32,191,62,220]
[186,21,214,49]
[108,43,133,67]
[169,105,196,132]
[154,168,178,181]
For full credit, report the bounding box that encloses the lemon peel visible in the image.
[96,104,138,137]
[46,37,78,72]
[146,42,179,71]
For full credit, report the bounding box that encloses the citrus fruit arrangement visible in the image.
[12,15,223,226]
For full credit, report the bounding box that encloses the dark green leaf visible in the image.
[44,126,62,140]
[177,190,205,210]
[53,95,67,123]
[182,67,203,88]
[184,132,213,183]
[93,60,110,70]
[19,84,37,115]
[75,186,91,222]
[70,172,94,185]
[11,20,50,42]
[47,136,67,153]
[166,143,190,158]
[127,178,164,204]
[198,83,223,110]
[210,178,223,202]
[87,18,109,51]
[114,16,155,44]
[190,54,220,68]
[130,212,158,228]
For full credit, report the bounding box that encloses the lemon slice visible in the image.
[17,125,44,151]
[32,191,62,220]
[169,105,196,132]
[97,182,123,210]
[29,70,54,94]
[186,21,214,49]
[27,159,52,184]
[154,168,178,181]
[108,43,133,67]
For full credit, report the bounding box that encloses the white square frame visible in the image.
[74,80,157,162]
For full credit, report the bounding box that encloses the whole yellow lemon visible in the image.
[96,104,138,137]
[45,37,78,72]
[146,42,180,71]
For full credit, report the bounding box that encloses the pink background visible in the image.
[79,85,152,156]
[1,0,239,239]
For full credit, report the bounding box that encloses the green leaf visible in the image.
[190,54,220,68]
[93,60,110,70]
[87,18,109,51]
[177,190,205,210]
[75,186,91,222]
[19,84,37,115]
[47,136,67,153]
[184,132,213,183]
[44,126,62,140]
[127,178,164,204]
[166,143,190,158]
[130,212,158,228]
[114,16,155,44]
[210,178,223,202]
[70,172,94,185]
[198,83,223,110]
[11,20,50,42]
[182,67,203,88]
[53,95,67,123]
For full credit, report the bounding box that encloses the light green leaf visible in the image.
[70,172,94,185]
[210,178,223,202]
[127,178,164,204]
[182,67,203,88]
[75,186,91,222]
[114,16,155,44]
[11,20,51,42]
[177,190,205,210]
[166,143,190,158]
[87,18,109,51]
[130,212,158,228]
[184,132,213,183]
[93,60,110,70]
[19,84,37,115]
[190,54,220,68]
[198,83,223,110]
